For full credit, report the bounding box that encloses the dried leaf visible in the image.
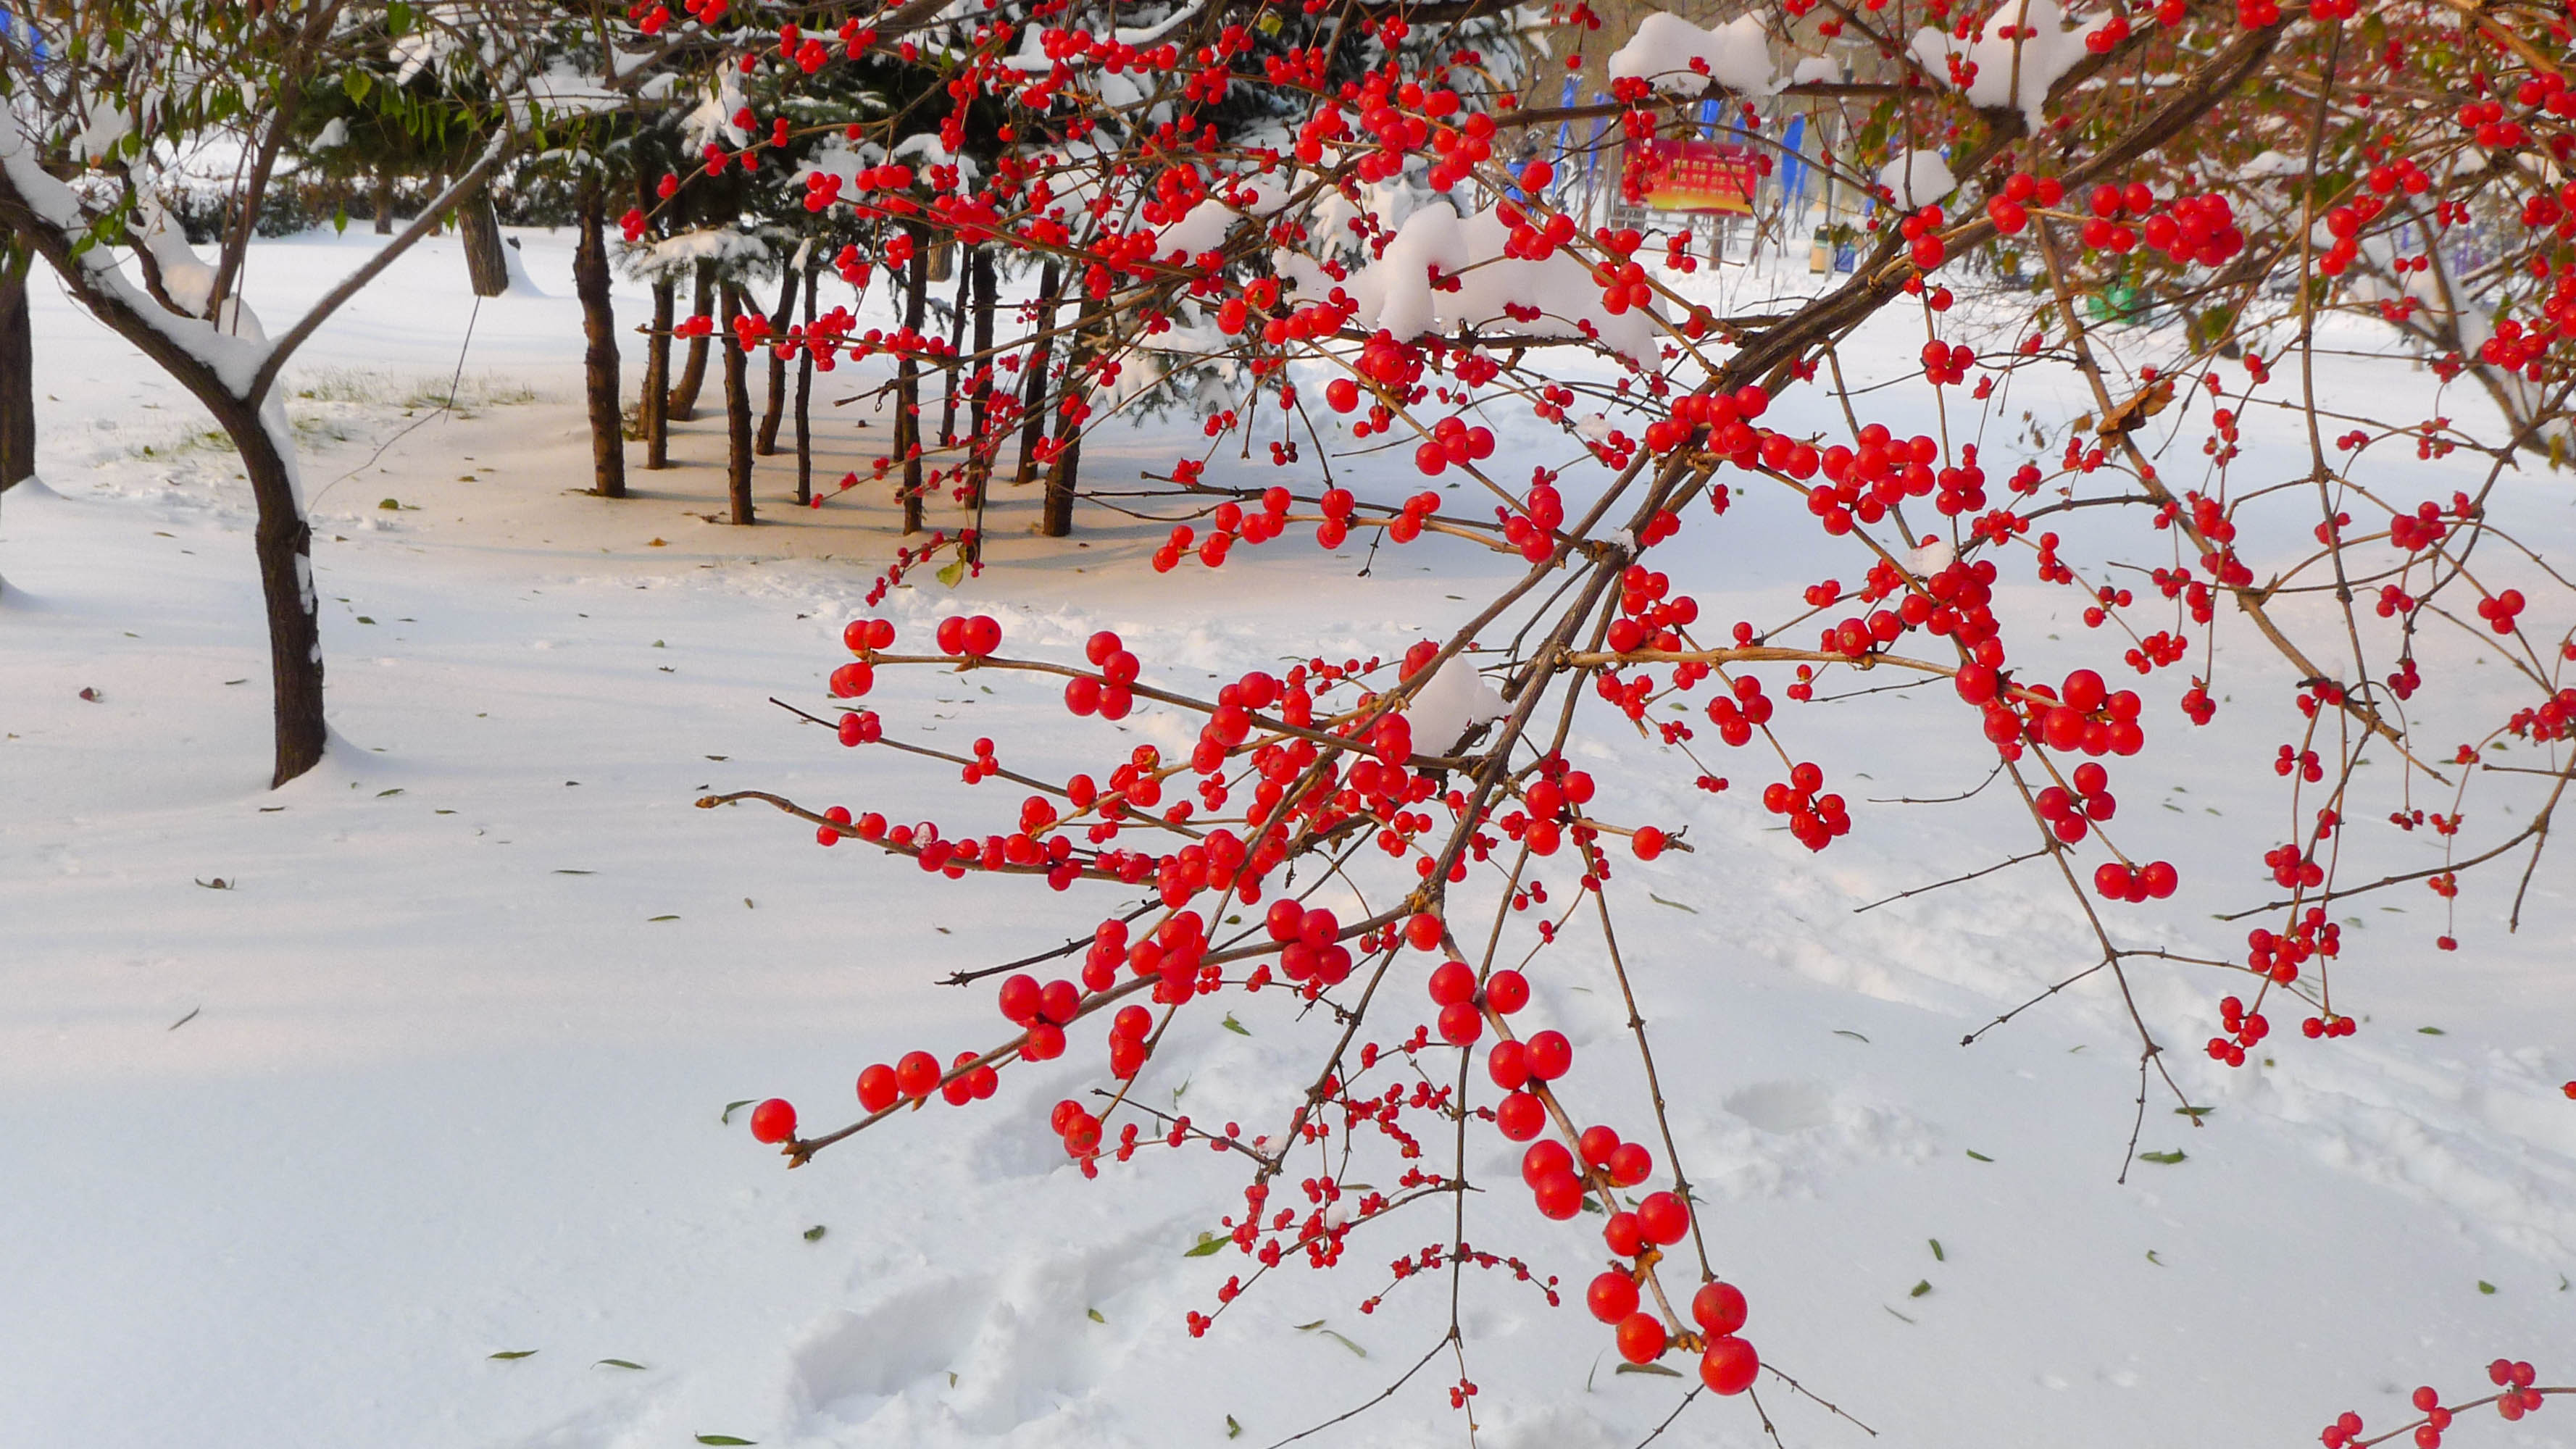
[804,1225,827,1242]
[1226,1415,1243,1438]
[1646,893,1697,914]
[1965,1149,1993,1163]
[720,1099,756,1124]
[696,1437,756,1446]
[595,1359,647,1370]
[489,1350,537,1360]
[1614,1361,1683,1377]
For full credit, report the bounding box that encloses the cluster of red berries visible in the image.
[2474,588,2527,635]
[1063,630,1143,719]
[2324,1363,2552,1448]
[1759,761,1849,853]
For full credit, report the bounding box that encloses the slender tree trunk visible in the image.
[643,277,673,469]
[574,178,625,499]
[721,285,754,525]
[963,245,995,560]
[372,166,394,235]
[1041,314,1091,538]
[457,184,509,298]
[899,227,929,534]
[939,251,971,445]
[667,258,714,421]
[0,242,34,490]
[1041,409,1082,538]
[756,261,801,455]
[1013,259,1063,490]
[793,256,814,506]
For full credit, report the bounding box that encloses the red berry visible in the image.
[998,973,1042,1024]
[1691,1280,1748,1335]
[1587,1270,1640,1323]
[1404,911,1444,951]
[1606,1141,1654,1186]
[748,1098,797,1143]
[1485,969,1530,1014]
[1614,1311,1668,1363]
[1635,1190,1690,1245]
[1495,1090,1546,1140]
[1701,1335,1759,1395]
[1487,1040,1530,1089]
[895,1050,941,1098]
[1438,1001,1484,1045]
[857,1064,898,1112]
[1603,1210,1645,1257]
[1428,959,1477,1005]
[1532,1168,1585,1219]
[1522,1139,1575,1187]
[1525,1030,1572,1080]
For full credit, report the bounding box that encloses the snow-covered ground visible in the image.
[3,229,2572,1449]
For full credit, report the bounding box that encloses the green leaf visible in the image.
[720,1099,756,1124]
[649,914,680,922]
[2138,1150,2187,1165]
[804,1225,827,1243]
[343,70,372,104]
[1185,1233,1228,1257]
[2418,1026,2446,1035]
[1293,1321,1370,1358]
[2175,1106,2215,1119]
[1614,1361,1683,1377]
[333,201,348,236]
[1226,1415,1243,1439]
[1929,1239,1944,1262]
[1909,1279,1932,1298]
[357,617,376,625]
[936,559,967,588]
[489,1349,537,1360]
[378,498,401,511]
[1833,1030,1870,1043]
[1221,1014,1251,1036]
[2146,1250,2163,1266]
[1086,1307,1105,1323]
[375,788,402,797]
[1646,892,1697,913]
[1964,1149,1993,1163]
[696,1437,756,1446]
[2477,1280,2497,1295]
[594,1358,647,1370]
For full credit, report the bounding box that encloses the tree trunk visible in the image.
[939,251,971,446]
[457,184,509,298]
[573,178,625,499]
[721,284,755,525]
[793,256,814,506]
[372,166,394,235]
[756,261,801,455]
[1013,259,1063,490]
[667,258,714,422]
[643,277,673,469]
[0,242,34,490]
[963,245,995,560]
[898,226,929,534]
[1041,413,1081,538]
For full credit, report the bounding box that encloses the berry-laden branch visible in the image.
[651,0,2576,1436]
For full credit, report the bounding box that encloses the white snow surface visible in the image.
[1608,12,1782,99]
[1879,149,1959,209]
[1909,0,2112,129]
[1,230,2573,1449]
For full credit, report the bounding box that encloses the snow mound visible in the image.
[1609,13,1781,99]
[1400,656,1507,754]
[1909,0,2110,129]
[1879,150,1958,209]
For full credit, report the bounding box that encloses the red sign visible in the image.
[1635,139,1758,214]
